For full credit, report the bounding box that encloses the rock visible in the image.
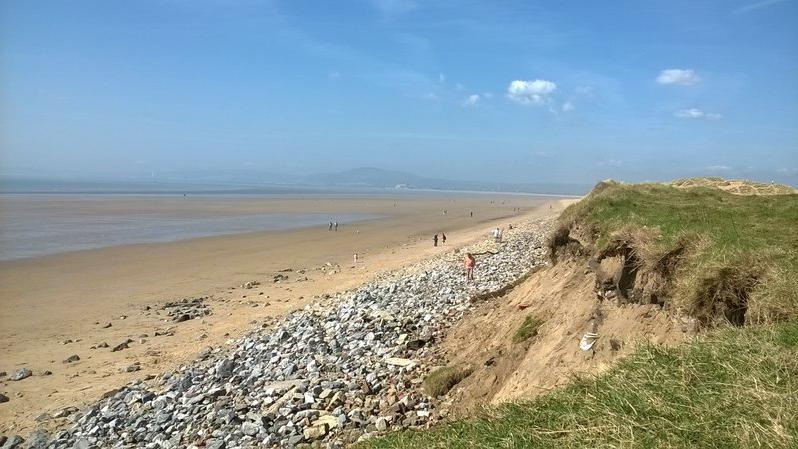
[52,406,79,418]
[241,421,261,436]
[385,357,415,367]
[111,340,131,352]
[0,393,8,403]
[375,417,388,431]
[101,323,112,328]
[9,368,32,381]
[205,440,225,449]
[1,436,23,449]
[24,430,49,449]
[63,355,80,363]
[122,364,141,373]
[303,424,327,440]
[215,359,235,379]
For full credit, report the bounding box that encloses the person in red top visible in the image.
[464,253,475,281]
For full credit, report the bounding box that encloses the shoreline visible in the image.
[0,195,572,435]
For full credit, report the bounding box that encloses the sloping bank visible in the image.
[359,180,798,449]
[10,218,553,448]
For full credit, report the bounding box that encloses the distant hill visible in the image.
[302,167,590,195]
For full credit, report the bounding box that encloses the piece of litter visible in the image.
[579,332,599,351]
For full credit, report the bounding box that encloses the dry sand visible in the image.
[0,194,565,434]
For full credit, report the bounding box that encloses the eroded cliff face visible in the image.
[431,257,693,415]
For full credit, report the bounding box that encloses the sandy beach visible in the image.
[0,194,567,434]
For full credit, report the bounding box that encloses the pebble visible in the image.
[9,368,32,381]
[29,219,553,448]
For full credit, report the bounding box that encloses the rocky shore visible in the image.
[3,217,554,449]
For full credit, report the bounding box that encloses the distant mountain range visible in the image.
[301,167,589,195]
[1,167,591,196]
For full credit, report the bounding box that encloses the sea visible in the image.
[0,193,378,261]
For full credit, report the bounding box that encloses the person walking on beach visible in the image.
[433,234,439,247]
[329,220,333,231]
[334,221,339,231]
[441,232,447,244]
[464,253,475,281]
[470,211,473,218]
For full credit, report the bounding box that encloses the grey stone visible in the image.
[9,368,32,381]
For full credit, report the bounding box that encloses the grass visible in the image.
[423,365,474,398]
[360,320,798,449]
[512,315,543,343]
[554,182,798,324]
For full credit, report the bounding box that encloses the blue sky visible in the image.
[1,0,797,185]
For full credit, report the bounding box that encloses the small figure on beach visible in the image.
[441,232,447,244]
[464,253,475,281]
[329,220,333,231]
[334,222,339,231]
[470,211,473,218]
[353,253,358,264]
[433,234,439,247]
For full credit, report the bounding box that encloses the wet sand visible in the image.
[0,194,568,433]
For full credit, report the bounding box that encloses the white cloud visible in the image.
[462,94,480,106]
[656,69,701,86]
[438,73,445,83]
[507,79,557,105]
[562,101,574,112]
[674,108,722,120]
[706,165,732,172]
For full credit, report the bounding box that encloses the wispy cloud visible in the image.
[461,94,480,107]
[562,101,574,112]
[706,165,732,171]
[732,0,789,14]
[368,0,418,17]
[657,69,701,86]
[507,79,557,105]
[674,108,722,120]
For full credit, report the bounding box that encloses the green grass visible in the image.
[512,315,543,343]
[360,321,798,449]
[423,366,474,398]
[556,182,798,323]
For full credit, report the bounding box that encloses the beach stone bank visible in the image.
[10,219,553,448]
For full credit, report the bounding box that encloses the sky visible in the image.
[1,0,797,185]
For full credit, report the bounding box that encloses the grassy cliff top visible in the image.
[557,181,798,323]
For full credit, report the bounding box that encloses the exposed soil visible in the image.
[430,258,691,415]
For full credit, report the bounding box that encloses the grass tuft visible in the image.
[423,365,474,398]
[512,315,543,343]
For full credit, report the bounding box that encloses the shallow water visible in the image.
[0,195,377,261]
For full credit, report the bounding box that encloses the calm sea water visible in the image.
[0,194,378,261]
